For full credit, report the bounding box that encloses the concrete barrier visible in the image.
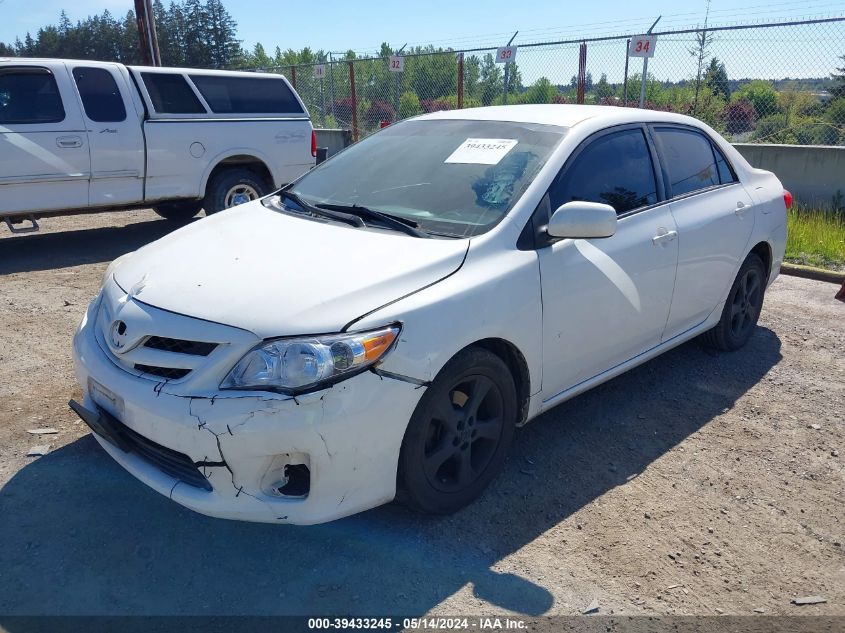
[733,143,844,207]
[314,128,353,158]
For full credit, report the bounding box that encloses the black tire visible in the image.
[703,253,767,351]
[397,347,518,514]
[152,200,203,221]
[203,168,269,215]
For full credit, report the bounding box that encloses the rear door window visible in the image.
[141,72,206,114]
[72,67,126,122]
[188,74,304,114]
[0,68,65,124]
[654,127,720,197]
[712,143,737,185]
[550,128,658,215]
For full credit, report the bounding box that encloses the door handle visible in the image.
[56,135,83,148]
[652,229,678,246]
[735,201,749,217]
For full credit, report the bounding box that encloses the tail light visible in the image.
[311,129,317,158]
[783,189,793,209]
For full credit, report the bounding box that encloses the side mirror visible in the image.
[547,201,617,239]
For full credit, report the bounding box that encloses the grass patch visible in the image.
[785,206,845,271]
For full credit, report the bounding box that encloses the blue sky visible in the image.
[0,0,842,54]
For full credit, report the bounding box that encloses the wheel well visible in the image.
[207,155,273,193]
[470,338,531,426]
[749,241,773,281]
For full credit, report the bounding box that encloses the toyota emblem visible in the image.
[109,320,130,353]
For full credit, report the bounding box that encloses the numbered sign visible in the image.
[495,46,517,64]
[628,36,657,58]
[388,55,404,73]
[313,64,326,79]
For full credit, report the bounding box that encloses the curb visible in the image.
[781,262,845,285]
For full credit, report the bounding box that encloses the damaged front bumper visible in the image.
[71,294,426,524]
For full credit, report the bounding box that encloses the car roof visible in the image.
[418,103,703,129]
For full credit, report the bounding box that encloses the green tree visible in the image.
[594,73,614,100]
[705,57,730,101]
[732,80,779,118]
[523,77,556,104]
[831,55,845,97]
[399,90,422,118]
[478,53,502,106]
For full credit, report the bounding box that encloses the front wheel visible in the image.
[203,168,269,215]
[397,347,517,514]
[703,253,767,351]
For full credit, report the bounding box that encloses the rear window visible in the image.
[654,127,720,197]
[141,72,206,114]
[72,67,126,122]
[0,68,65,124]
[188,74,304,114]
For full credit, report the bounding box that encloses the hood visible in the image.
[113,202,468,338]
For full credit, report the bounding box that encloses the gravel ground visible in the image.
[0,209,842,618]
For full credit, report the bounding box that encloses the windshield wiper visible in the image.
[315,202,429,238]
[276,190,364,228]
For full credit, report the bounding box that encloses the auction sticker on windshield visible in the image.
[444,138,518,165]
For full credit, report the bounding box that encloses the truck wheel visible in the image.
[397,347,517,515]
[203,168,269,215]
[153,200,203,222]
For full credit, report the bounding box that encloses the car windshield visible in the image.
[288,118,567,237]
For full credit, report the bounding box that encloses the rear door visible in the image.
[651,125,755,340]
[0,63,89,214]
[69,64,144,207]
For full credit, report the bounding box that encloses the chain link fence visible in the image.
[251,17,845,145]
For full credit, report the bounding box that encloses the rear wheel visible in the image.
[153,200,203,221]
[203,168,269,215]
[703,253,767,351]
[398,347,517,514]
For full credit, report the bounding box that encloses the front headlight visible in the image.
[221,325,401,393]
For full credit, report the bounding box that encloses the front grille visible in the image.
[134,364,191,380]
[144,336,217,356]
[96,407,213,491]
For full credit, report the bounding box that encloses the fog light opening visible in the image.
[276,464,310,498]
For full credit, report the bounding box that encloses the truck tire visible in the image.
[203,168,270,215]
[153,200,203,222]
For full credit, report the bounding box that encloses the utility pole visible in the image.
[638,15,660,108]
[502,31,518,105]
[134,0,161,66]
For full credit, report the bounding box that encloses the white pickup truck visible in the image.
[0,59,316,231]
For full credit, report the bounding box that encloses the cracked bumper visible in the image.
[72,300,426,524]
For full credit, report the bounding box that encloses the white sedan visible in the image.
[70,105,789,524]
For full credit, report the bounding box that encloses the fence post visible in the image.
[623,40,630,105]
[348,61,359,142]
[290,66,297,90]
[457,53,464,109]
[576,42,587,104]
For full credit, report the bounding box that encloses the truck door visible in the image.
[0,63,89,214]
[69,65,144,207]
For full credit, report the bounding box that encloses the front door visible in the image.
[69,65,144,207]
[538,126,679,401]
[0,63,89,214]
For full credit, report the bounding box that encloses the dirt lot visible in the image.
[0,209,842,618]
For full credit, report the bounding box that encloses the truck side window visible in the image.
[188,75,305,115]
[72,67,127,123]
[141,72,206,115]
[0,68,65,124]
